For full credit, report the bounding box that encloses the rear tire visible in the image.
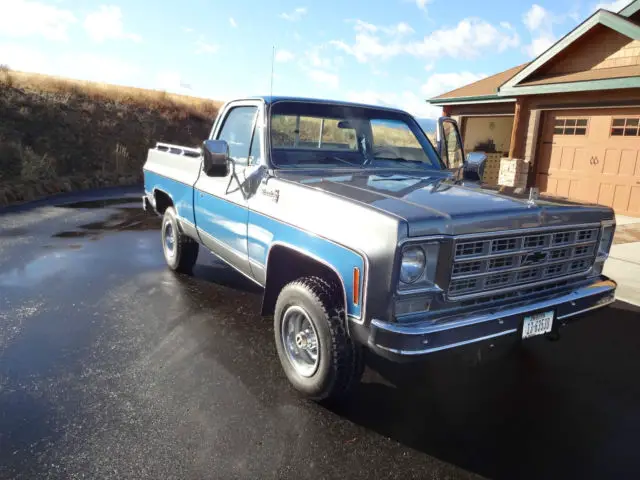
[274,276,364,402]
[161,206,199,273]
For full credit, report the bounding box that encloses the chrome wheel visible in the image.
[281,305,320,377]
[164,220,176,257]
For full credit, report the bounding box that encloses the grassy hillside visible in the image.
[0,68,221,206]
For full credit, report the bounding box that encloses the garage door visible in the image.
[536,108,640,217]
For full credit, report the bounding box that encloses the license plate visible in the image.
[522,311,554,339]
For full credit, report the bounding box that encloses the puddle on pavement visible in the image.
[0,251,72,287]
[55,197,140,209]
[51,207,161,240]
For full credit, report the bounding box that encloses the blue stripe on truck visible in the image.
[144,169,196,225]
[145,169,364,319]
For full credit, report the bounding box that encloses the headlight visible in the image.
[400,247,426,284]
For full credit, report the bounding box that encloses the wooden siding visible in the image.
[533,25,640,77]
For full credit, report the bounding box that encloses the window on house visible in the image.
[553,118,588,136]
[611,117,640,137]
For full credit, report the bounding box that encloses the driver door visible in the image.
[194,101,261,278]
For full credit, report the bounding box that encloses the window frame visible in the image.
[209,99,266,169]
[610,117,640,137]
[552,117,590,136]
[267,99,445,170]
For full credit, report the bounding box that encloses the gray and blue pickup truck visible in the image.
[143,96,617,401]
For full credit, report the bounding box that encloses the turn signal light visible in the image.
[353,267,360,305]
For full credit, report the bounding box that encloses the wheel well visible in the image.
[261,245,346,318]
[154,190,173,214]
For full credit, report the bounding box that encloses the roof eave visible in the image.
[499,76,640,96]
[427,95,516,106]
[619,0,640,17]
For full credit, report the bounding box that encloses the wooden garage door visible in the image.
[536,108,640,216]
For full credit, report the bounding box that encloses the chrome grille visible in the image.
[449,226,599,298]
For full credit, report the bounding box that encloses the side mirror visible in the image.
[202,140,230,177]
[463,152,487,182]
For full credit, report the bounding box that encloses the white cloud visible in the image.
[332,18,518,63]
[0,0,77,41]
[183,27,194,33]
[156,71,192,93]
[0,42,141,85]
[526,35,555,57]
[415,0,432,11]
[407,19,520,58]
[522,4,556,58]
[346,72,488,119]
[594,0,631,12]
[307,69,339,88]
[275,49,295,62]
[195,38,219,54]
[84,5,141,43]
[346,89,440,118]
[420,72,487,98]
[280,7,307,21]
[424,63,435,72]
[229,17,237,27]
[523,4,547,31]
[331,35,403,63]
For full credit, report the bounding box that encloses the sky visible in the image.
[0,0,633,118]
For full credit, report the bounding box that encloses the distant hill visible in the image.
[0,68,221,206]
[416,118,437,133]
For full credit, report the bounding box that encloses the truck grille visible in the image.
[449,226,599,298]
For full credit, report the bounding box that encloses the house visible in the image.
[428,0,640,217]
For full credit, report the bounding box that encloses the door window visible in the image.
[217,106,258,165]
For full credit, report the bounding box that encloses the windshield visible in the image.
[269,101,443,170]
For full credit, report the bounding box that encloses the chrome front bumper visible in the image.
[369,276,616,358]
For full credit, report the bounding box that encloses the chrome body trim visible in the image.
[557,297,616,320]
[369,277,616,357]
[376,329,519,355]
[452,223,601,240]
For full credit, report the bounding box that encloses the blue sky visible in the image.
[0,0,632,118]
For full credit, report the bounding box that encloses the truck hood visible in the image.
[275,169,613,236]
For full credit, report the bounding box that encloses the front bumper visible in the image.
[369,276,616,359]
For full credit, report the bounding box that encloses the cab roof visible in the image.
[240,96,409,113]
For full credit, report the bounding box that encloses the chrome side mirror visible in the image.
[463,152,487,182]
[202,140,230,177]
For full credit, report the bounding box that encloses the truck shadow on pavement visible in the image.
[330,300,640,480]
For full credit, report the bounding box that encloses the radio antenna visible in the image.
[270,45,275,99]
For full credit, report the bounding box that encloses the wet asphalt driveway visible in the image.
[1,187,639,480]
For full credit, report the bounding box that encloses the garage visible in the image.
[536,109,640,216]
[428,2,640,217]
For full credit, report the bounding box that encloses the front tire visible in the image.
[274,276,364,402]
[161,206,199,273]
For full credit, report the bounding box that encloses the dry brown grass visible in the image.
[0,69,222,197]
[3,70,222,120]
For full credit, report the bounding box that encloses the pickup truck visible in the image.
[142,96,617,401]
